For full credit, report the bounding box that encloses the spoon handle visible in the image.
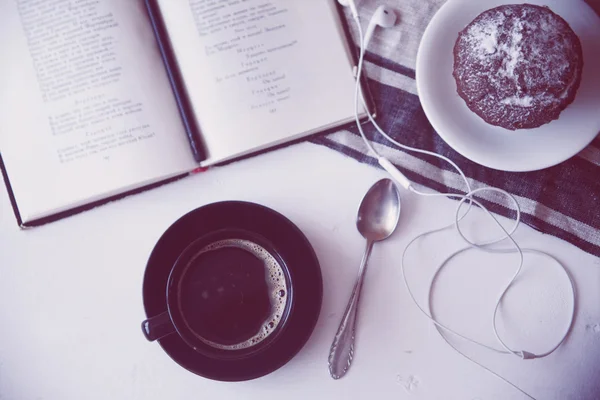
[328,240,374,380]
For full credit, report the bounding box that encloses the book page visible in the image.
[0,0,198,222]
[154,0,364,165]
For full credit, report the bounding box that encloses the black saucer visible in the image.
[142,201,323,381]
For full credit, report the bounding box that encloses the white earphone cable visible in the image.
[348,8,576,399]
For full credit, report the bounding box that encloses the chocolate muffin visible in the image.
[453,4,583,130]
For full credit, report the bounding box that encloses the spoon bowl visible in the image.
[357,179,401,242]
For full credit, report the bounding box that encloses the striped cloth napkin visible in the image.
[311,0,600,257]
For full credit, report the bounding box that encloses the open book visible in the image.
[0,0,369,226]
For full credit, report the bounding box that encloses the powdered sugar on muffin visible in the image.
[453,4,583,130]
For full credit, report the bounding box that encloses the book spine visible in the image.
[144,0,207,163]
[0,153,25,228]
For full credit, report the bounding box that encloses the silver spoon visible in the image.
[328,178,401,380]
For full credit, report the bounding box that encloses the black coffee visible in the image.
[178,239,287,350]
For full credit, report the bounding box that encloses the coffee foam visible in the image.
[186,239,288,351]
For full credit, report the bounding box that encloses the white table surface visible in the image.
[1,142,599,400]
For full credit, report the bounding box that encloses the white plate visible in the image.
[416,0,600,172]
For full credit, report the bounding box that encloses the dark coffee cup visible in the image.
[141,228,293,360]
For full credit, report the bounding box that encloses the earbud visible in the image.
[337,0,359,20]
[364,6,397,47]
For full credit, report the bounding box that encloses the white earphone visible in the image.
[364,5,397,46]
[340,0,396,45]
[339,1,413,188]
[336,1,576,398]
